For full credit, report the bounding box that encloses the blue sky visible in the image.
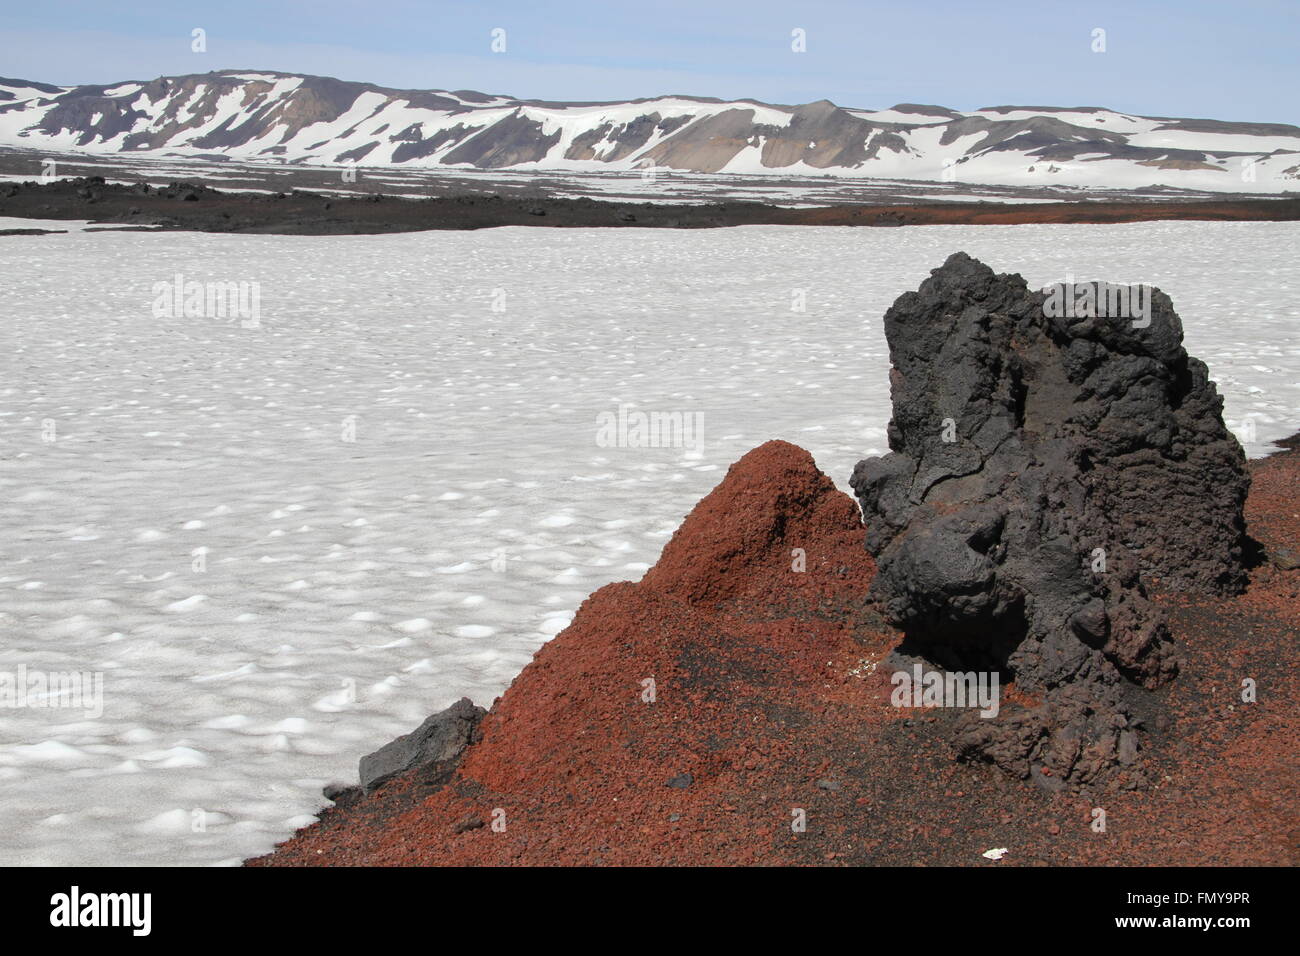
[3,1,1297,123]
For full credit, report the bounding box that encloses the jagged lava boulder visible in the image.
[850,252,1250,785]
[358,697,486,792]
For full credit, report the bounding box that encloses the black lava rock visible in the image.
[358,696,486,792]
[322,782,362,806]
[851,252,1250,785]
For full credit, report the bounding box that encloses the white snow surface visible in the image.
[0,221,1297,866]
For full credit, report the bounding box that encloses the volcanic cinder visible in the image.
[850,252,1251,787]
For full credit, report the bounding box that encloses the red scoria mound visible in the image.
[250,439,1299,866]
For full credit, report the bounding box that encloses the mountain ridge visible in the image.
[2,69,1298,192]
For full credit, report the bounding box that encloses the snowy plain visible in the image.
[1,220,1297,865]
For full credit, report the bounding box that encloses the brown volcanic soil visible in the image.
[249,439,1299,867]
[3,177,1300,236]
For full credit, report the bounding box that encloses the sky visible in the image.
[2,0,1297,124]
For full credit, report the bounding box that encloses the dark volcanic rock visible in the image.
[851,252,1249,785]
[358,697,486,792]
[321,782,362,806]
[3,176,1299,236]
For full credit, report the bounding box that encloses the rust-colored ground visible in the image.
[250,438,1298,866]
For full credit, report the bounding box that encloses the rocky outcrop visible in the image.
[851,252,1250,785]
[250,433,1297,866]
[356,697,486,793]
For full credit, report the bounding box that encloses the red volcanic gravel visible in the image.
[249,438,1299,866]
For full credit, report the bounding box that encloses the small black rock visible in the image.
[322,782,362,805]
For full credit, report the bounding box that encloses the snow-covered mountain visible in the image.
[2,70,1299,192]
